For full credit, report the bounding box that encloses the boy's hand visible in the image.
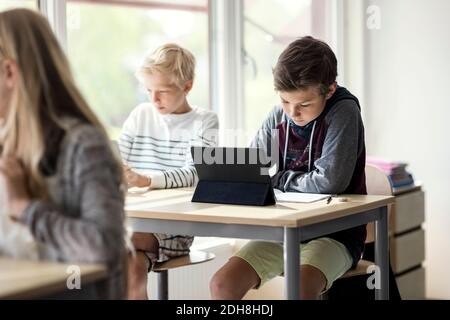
[123,166,151,188]
[0,156,31,220]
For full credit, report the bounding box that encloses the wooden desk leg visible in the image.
[284,227,300,300]
[375,205,390,300]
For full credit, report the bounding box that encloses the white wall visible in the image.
[346,0,450,299]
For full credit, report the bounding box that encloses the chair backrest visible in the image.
[364,164,393,243]
[365,165,392,196]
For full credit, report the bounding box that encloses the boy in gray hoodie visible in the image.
[210,36,367,300]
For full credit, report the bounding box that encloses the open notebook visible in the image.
[274,189,331,203]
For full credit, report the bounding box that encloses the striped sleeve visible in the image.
[151,113,219,189]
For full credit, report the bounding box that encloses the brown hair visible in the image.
[273,36,337,96]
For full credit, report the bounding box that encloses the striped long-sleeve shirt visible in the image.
[118,103,219,189]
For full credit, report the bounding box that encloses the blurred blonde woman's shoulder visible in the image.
[56,117,110,153]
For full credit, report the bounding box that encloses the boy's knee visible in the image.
[209,272,226,296]
[210,269,241,299]
[299,265,327,299]
[131,232,158,252]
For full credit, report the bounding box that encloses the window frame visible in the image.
[38,0,341,135]
[35,0,342,250]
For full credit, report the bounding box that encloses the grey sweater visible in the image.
[251,86,367,267]
[19,120,126,299]
[251,87,366,196]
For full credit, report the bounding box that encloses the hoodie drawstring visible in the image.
[308,120,316,173]
[283,121,289,170]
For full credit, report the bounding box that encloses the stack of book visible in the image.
[366,157,416,193]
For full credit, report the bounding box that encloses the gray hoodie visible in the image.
[251,86,367,267]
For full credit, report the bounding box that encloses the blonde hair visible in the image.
[137,43,195,88]
[0,9,118,200]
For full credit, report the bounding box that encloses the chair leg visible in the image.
[156,270,169,300]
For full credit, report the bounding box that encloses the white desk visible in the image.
[126,188,394,300]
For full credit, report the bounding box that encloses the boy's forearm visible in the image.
[151,166,197,189]
[274,170,337,194]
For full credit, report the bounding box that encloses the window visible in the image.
[243,0,328,134]
[66,0,209,138]
[0,0,37,11]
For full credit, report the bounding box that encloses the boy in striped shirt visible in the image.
[120,43,218,299]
